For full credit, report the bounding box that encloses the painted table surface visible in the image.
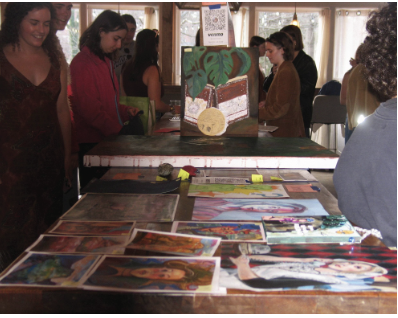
[84,135,339,169]
[0,168,394,314]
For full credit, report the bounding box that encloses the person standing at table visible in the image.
[121,29,179,114]
[115,14,137,85]
[263,25,318,138]
[259,32,305,138]
[249,36,267,109]
[334,3,397,248]
[69,10,140,190]
[0,3,71,270]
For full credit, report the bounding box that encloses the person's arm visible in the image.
[57,58,72,183]
[143,65,171,113]
[340,71,351,105]
[229,255,258,280]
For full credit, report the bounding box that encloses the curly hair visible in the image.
[265,31,295,61]
[0,2,61,62]
[79,10,127,61]
[123,29,160,82]
[362,4,397,101]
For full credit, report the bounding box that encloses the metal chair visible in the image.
[311,95,347,152]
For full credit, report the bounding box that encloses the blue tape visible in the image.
[209,4,221,9]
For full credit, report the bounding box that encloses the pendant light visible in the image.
[291,3,300,28]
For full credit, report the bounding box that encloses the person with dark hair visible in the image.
[121,29,178,114]
[249,35,267,107]
[0,2,71,271]
[259,32,305,137]
[69,10,140,190]
[334,3,397,248]
[263,25,318,138]
[115,14,137,83]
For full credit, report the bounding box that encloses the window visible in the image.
[257,10,320,77]
[57,6,80,64]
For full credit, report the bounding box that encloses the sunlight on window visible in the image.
[57,8,80,64]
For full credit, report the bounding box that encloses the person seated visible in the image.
[345,44,380,142]
[115,14,137,85]
[121,29,179,114]
[259,32,305,138]
[263,25,318,138]
[334,3,397,248]
[249,36,267,108]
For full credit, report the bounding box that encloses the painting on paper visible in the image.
[61,193,179,222]
[126,229,220,257]
[83,255,221,293]
[27,235,127,255]
[0,253,99,288]
[188,183,289,198]
[49,221,135,236]
[220,243,397,292]
[180,46,259,137]
[171,221,266,242]
[192,198,329,221]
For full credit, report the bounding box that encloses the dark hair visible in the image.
[122,14,136,25]
[362,4,397,101]
[195,28,201,46]
[123,29,159,82]
[0,2,61,61]
[265,31,295,61]
[79,10,127,60]
[280,25,304,51]
[249,35,266,48]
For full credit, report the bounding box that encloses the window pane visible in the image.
[57,8,80,64]
[180,10,200,46]
[258,12,319,76]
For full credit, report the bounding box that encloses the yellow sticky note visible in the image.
[156,176,167,182]
[252,174,263,183]
[184,48,193,52]
[270,176,283,181]
[178,169,190,181]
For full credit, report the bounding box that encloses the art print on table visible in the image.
[171,221,266,242]
[61,193,179,222]
[188,183,289,199]
[83,256,220,293]
[192,198,329,221]
[49,221,135,236]
[27,235,127,255]
[0,253,99,288]
[220,243,397,292]
[126,229,220,257]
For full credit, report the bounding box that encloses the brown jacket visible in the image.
[259,61,305,137]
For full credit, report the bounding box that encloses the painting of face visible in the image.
[129,267,186,280]
[265,42,284,67]
[19,7,51,48]
[328,262,373,273]
[100,29,127,54]
[52,2,72,31]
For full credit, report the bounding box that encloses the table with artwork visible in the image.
[0,168,395,314]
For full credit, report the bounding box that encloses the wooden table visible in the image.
[84,135,340,169]
[0,168,394,314]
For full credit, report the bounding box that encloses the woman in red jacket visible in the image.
[70,10,139,189]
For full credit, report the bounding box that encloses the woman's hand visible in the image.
[349,58,357,68]
[127,106,141,116]
[230,254,250,266]
[259,101,266,109]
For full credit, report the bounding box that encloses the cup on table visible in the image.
[170,100,181,115]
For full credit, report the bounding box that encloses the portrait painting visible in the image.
[188,183,289,199]
[61,193,179,222]
[27,235,127,255]
[49,221,136,236]
[83,256,221,293]
[126,229,220,257]
[171,221,266,242]
[0,253,99,287]
[192,198,329,221]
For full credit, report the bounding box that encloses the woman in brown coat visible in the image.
[259,32,305,137]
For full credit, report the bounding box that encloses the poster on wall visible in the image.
[180,46,259,137]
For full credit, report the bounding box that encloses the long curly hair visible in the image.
[123,29,160,82]
[265,31,295,61]
[0,2,61,61]
[362,4,397,101]
[79,10,127,61]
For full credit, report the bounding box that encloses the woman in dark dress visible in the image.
[0,3,71,271]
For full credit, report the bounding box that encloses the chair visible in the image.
[311,95,347,152]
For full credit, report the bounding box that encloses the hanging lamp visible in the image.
[291,3,300,28]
